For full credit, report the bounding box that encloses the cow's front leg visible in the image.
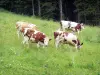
[37,42,44,48]
[37,42,40,48]
[22,36,29,45]
[55,40,60,49]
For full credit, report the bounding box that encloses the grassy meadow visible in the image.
[0,10,100,75]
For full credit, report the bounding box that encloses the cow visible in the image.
[22,28,51,48]
[60,20,84,34]
[54,30,83,50]
[16,21,37,38]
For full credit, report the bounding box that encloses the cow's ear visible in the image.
[49,38,52,41]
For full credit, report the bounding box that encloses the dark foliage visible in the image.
[0,0,100,25]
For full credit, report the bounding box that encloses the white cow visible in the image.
[60,20,84,34]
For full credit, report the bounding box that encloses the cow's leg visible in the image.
[55,36,59,48]
[22,36,29,45]
[55,34,64,49]
[37,42,40,48]
[63,27,65,31]
[39,42,45,48]
[55,39,60,49]
[55,41,59,48]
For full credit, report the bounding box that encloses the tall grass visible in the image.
[0,10,100,75]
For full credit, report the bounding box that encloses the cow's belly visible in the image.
[63,24,69,28]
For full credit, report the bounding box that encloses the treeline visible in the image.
[0,0,100,25]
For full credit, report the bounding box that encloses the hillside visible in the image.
[0,10,100,75]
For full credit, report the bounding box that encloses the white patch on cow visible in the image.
[43,33,45,35]
[28,24,36,28]
[24,28,30,35]
[70,22,78,28]
[64,33,77,42]
[61,20,71,31]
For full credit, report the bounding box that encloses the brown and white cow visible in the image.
[22,28,51,48]
[16,21,37,38]
[60,20,84,34]
[54,30,83,49]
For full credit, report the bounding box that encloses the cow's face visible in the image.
[77,43,83,49]
[80,23,84,29]
[44,37,51,46]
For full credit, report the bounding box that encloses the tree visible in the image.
[74,0,100,25]
[41,0,57,19]
[37,0,41,16]
[32,0,35,16]
[59,0,63,20]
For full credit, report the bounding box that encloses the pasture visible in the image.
[0,10,100,75]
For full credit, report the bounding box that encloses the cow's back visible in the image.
[70,22,78,27]
[61,20,70,28]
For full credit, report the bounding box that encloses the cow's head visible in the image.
[72,39,83,49]
[77,39,83,49]
[44,37,51,47]
[77,42,83,49]
[80,23,84,29]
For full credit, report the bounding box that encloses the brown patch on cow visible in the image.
[24,29,46,43]
[72,40,77,44]
[72,39,81,46]
[31,32,46,43]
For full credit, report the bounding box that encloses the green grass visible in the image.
[0,10,100,75]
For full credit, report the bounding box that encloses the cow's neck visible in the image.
[75,24,81,31]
